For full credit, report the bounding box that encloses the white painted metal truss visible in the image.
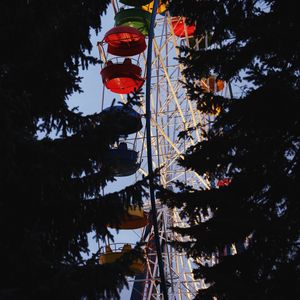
[100,1,231,299]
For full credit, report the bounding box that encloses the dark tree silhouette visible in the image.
[161,1,300,299]
[0,1,146,299]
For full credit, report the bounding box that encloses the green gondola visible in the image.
[120,0,152,6]
[115,8,151,36]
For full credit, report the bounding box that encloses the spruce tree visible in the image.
[0,1,145,299]
[161,1,300,299]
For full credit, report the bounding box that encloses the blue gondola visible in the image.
[100,105,142,135]
[105,143,140,177]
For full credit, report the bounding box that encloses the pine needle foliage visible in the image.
[161,1,300,299]
[0,1,147,299]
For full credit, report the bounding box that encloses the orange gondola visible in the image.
[199,77,224,116]
[101,58,144,94]
[104,26,146,57]
[171,17,196,38]
[108,207,148,229]
[200,76,225,93]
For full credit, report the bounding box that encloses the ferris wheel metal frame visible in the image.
[98,1,231,299]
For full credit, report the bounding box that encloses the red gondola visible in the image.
[217,178,231,187]
[171,17,195,38]
[101,58,144,94]
[104,26,146,57]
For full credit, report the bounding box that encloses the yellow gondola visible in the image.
[99,244,145,274]
[142,0,167,14]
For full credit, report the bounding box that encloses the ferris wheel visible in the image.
[96,1,231,299]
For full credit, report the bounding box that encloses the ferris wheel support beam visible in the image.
[145,0,169,299]
[166,15,203,142]
[153,40,187,126]
[143,113,210,189]
[153,38,210,182]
